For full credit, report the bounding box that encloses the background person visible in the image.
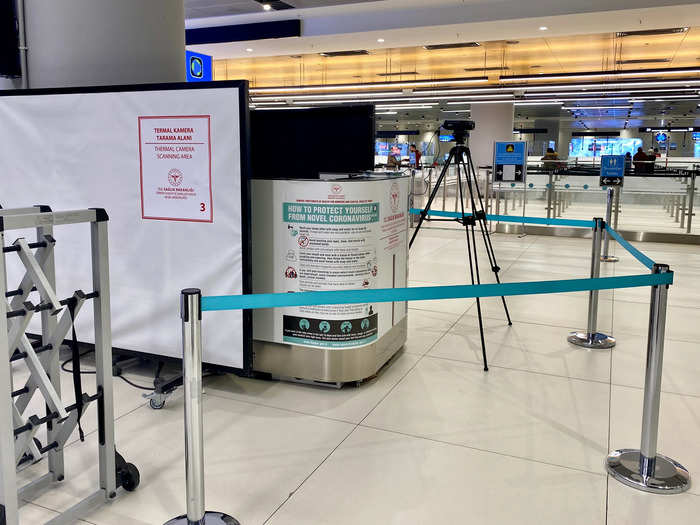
[409,144,422,168]
[541,147,559,170]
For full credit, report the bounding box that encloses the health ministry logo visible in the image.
[168,169,184,187]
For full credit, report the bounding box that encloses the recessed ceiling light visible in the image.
[246,48,253,52]
[262,3,272,10]
[377,38,385,43]
[539,26,549,31]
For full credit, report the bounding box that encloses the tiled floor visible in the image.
[11,228,700,524]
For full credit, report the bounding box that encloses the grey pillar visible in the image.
[23,0,185,88]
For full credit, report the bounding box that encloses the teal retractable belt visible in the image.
[202,272,673,312]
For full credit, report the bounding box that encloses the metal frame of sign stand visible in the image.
[0,205,139,525]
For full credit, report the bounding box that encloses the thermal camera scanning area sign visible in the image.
[138,115,213,222]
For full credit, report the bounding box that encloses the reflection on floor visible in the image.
[14,229,700,525]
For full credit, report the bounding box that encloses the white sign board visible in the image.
[138,115,213,222]
[0,82,251,370]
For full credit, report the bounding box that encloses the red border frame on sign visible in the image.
[138,115,213,223]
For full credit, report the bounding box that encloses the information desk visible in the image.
[251,175,409,384]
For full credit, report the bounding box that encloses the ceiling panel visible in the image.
[185,0,378,19]
[215,27,700,87]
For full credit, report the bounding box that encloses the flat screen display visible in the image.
[569,137,642,158]
[440,134,455,142]
[251,105,375,178]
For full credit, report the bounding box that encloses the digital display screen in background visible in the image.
[375,142,390,155]
[439,134,455,142]
[376,141,434,156]
[569,137,643,158]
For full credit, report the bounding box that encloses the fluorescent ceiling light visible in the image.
[377,38,385,43]
[501,67,700,83]
[513,101,563,106]
[245,48,253,52]
[262,3,271,10]
[289,94,512,105]
[446,99,513,105]
[522,79,700,91]
[539,26,548,31]
[628,94,699,100]
[563,105,633,110]
[252,101,286,105]
[376,103,436,109]
[254,106,311,110]
[250,77,488,94]
[253,91,401,101]
[523,88,698,97]
[376,111,397,115]
[441,109,471,112]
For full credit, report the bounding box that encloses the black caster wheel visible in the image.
[121,463,140,492]
[149,397,165,410]
[115,451,140,492]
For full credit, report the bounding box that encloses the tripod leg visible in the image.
[455,152,489,371]
[409,149,456,248]
[464,147,513,326]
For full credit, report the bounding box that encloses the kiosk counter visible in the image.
[251,175,409,384]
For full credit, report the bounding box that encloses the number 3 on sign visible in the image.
[200,203,206,212]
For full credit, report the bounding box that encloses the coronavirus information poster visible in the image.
[251,176,409,350]
[138,115,213,222]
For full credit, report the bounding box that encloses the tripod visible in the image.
[410,130,512,371]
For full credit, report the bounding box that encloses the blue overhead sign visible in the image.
[494,141,527,166]
[186,50,213,82]
[600,155,625,187]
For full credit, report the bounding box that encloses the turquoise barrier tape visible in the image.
[605,225,656,270]
[409,208,595,228]
[201,272,673,311]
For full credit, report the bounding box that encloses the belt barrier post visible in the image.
[601,187,619,263]
[567,217,616,349]
[165,289,240,525]
[606,264,691,493]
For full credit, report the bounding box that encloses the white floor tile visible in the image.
[613,301,700,342]
[19,395,354,525]
[430,318,611,383]
[364,357,610,472]
[404,309,459,356]
[16,501,73,525]
[609,385,700,496]
[606,480,700,525]
[203,351,419,423]
[459,292,614,333]
[267,426,607,525]
[611,334,700,397]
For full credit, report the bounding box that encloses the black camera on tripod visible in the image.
[442,120,475,144]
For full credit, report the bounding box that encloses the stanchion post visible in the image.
[567,218,616,349]
[165,289,240,525]
[601,187,619,263]
[606,264,690,493]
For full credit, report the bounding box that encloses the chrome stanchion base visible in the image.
[164,512,241,525]
[600,255,619,263]
[606,449,691,494]
[567,331,616,349]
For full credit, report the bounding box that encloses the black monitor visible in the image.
[0,0,21,78]
[250,105,375,179]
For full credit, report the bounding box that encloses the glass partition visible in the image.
[410,162,700,238]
